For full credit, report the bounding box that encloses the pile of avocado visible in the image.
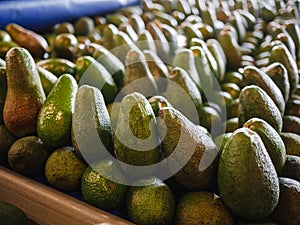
[0,0,300,224]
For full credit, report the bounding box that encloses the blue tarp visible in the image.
[0,0,141,31]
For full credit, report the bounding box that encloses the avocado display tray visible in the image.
[0,166,134,225]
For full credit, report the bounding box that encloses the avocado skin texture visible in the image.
[269,45,299,96]
[114,92,161,176]
[243,66,285,115]
[158,107,218,191]
[244,118,286,173]
[280,132,300,157]
[270,177,300,225]
[175,191,235,225]
[126,177,175,225]
[0,125,16,164]
[0,201,33,225]
[279,155,300,182]
[81,159,128,210]
[263,62,290,103]
[218,127,279,220]
[0,67,7,125]
[282,115,300,135]
[3,47,46,137]
[238,85,283,132]
[37,74,77,148]
[71,85,113,162]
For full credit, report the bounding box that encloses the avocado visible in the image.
[0,67,7,125]
[158,107,219,191]
[282,115,300,135]
[172,48,202,91]
[92,44,125,90]
[37,74,77,148]
[198,105,223,136]
[136,30,157,53]
[5,23,48,58]
[37,66,58,96]
[126,177,175,225]
[54,33,78,60]
[225,117,239,133]
[81,159,128,210]
[218,127,279,220]
[128,14,145,34]
[206,38,226,82]
[36,58,77,77]
[148,95,172,117]
[122,49,158,96]
[146,21,170,61]
[3,47,46,137]
[167,67,202,123]
[285,99,300,117]
[243,66,285,115]
[227,98,239,119]
[74,16,95,36]
[263,62,290,103]
[76,55,117,104]
[244,117,286,173]
[238,85,283,132]
[112,31,140,63]
[213,132,232,153]
[190,38,219,81]
[0,201,34,225]
[221,82,241,99]
[0,125,16,164]
[280,132,300,157]
[269,44,299,96]
[72,85,113,163]
[8,136,49,177]
[279,155,300,182]
[114,92,161,177]
[270,177,300,225]
[175,191,235,225]
[222,71,244,88]
[143,49,169,93]
[45,146,87,191]
[119,23,138,42]
[182,23,203,47]
[102,24,119,50]
[217,28,242,71]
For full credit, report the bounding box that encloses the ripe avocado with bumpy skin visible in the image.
[175,191,235,225]
[126,177,175,225]
[238,85,283,132]
[158,107,219,191]
[3,47,46,137]
[244,118,286,173]
[81,159,128,210]
[279,155,300,182]
[218,127,279,220]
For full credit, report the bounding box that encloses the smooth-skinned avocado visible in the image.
[3,47,46,137]
[218,127,279,220]
[37,74,77,148]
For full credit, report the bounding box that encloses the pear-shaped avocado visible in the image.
[37,74,77,148]
[243,65,285,115]
[238,85,283,132]
[269,44,299,96]
[244,117,286,173]
[218,127,279,220]
[122,49,158,96]
[72,85,113,163]
[114,92,161,177]
[157,107,219,191]
[263,62,290,103]
[217,28,242,71]
[4,47,46,137]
